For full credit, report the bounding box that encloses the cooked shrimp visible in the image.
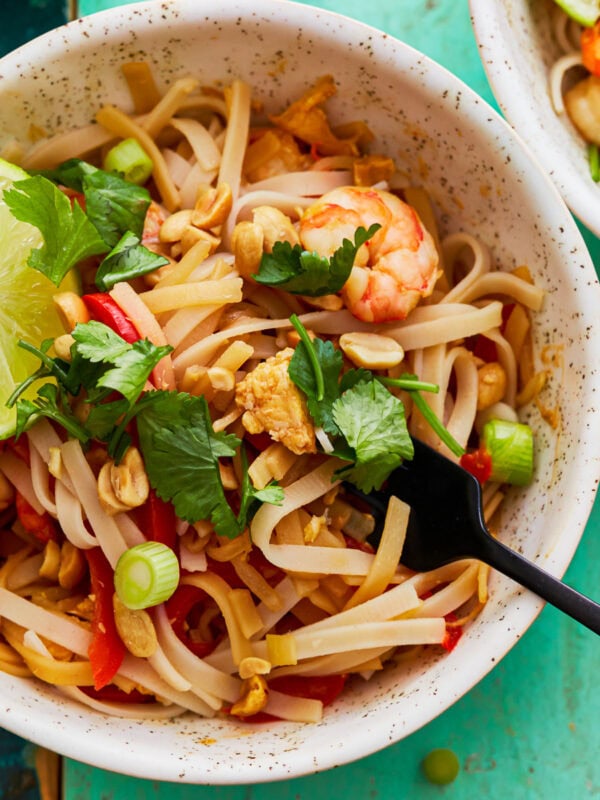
[299,185,441,323]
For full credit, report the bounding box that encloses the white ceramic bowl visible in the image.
[0,0,599,784]
[470,0,600,236]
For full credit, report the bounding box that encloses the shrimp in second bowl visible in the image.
[299,185,441,323]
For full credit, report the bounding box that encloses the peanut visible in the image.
[231,221,264,279]
[230,674,269,717]
[477,361,507,410]
[53,292,90,332]
[191,182,233,229]
[113,594,158,657]
[339,331,404,369]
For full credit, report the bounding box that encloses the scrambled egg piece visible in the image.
[235,348,316,455]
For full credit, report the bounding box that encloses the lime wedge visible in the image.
[0,157,78,438]
[554,0,600,26]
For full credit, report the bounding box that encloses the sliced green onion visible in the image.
[289,313,324,401]
[589,144,600,182]
[103,138,154,185]
[482,418,534,486]
[409,390,465,458]
[379,374,440,394]
[114,541,179,610]
[422,748,460,785]
[553,0,600,28]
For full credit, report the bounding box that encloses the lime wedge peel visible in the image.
[554,0,600,26]
[0,156,78,439]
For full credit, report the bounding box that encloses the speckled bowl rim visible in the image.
[469,0,600,237]
[0,0,598,785]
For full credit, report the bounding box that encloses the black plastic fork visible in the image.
[347,437,600,635]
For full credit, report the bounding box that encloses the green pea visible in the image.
[421,748,460,785]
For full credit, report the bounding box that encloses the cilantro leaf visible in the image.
[38,158,152,249]
[135,392,242,536]
[82,169,151,247]
[85,398,130,440]
[95,231,169,291]
[136,392,282,538]
[236,446,284,531]
[331,379,414,493]
[36,158,97,191]
[14,384,90,443]
[4,176,108,286]
[288,336,343,435]
[253,224,380,296]
[339,367,373,392]
[71,320,132,364]
[69,321,171,405]
[93,338,172,405]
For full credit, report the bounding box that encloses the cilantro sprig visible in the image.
[3,159,168,288]
[8,320,171,457]
[136,393,283,538]
[287,317,465,491]
[8,321,283,538]
[4,176,108,286]
[253,223,380,296]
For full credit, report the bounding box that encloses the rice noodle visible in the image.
[0,451,45,514]
[54,481,98,549]
[0,69,545,725]
[60,440,129,568]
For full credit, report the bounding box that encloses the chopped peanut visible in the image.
[339,332,404,369]
[58,542,87,590]
[47,447,63,481]
[230,674,269,717]
[191,182,233,229]
[180,226,221,255]
[159,209,194,242]
[97,447,150,515]
[39,540,61,582]
[53,334,75,361]
[113,594,158,658]
[252,206,299,251]
[304,514,328,543]
[231,220,264,279]
[477,361,507,411]
[238,656,272,680]
[52,292,90,332]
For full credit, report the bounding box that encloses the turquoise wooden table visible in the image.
[1,1,599,798]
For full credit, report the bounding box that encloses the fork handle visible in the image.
[479,535,600,635]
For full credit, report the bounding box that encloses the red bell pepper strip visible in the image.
[85,548,126,690]
[245,432,274,453]
[582,20,600,77]
[82,293,140,343]
[471,335,497,363]
[165,583,222,658]
[15,492,59,543]
[138,489,178,550]
[441,612,463,652]
[460,448,492,485]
